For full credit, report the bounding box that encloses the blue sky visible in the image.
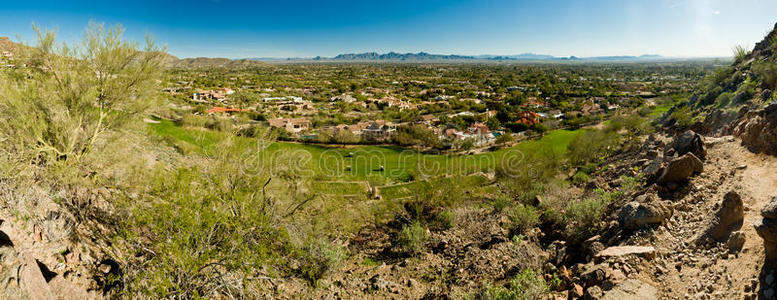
[1,0,776,58]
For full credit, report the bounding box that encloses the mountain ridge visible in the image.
[249,52,691,62]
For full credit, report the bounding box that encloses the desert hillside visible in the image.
[1,20,777,300]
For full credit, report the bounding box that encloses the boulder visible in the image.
[657,153,703,185]
[726,231,746,253]
[20,257,56,300]
[672,130,706,160]
[594,246,656,263]
[601,279,658,300]
[585,285,604,300]
[755,196,777,262]
[618,200,672,230]
[733,91,748,104]
[762,196,777,219]
[642,160,664,184]
[579,264,607,287]
[702,191,745,241]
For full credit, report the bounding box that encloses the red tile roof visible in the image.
[206,107,247,114]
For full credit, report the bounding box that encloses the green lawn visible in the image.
[148,120,586,184]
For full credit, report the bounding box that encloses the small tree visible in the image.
[0,23,165,162]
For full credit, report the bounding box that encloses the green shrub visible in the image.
[733,45,748,64]
[399,222,428,255]
[754,60,777,90]
[179,114,210,128]
[572,171,591,185]
[434,210,456,230]
[0,23,164,163]
[491,194,513,213]
[715,92,733,108]
[669,105,694,129]
[297,239,347,286]
[567,129,619,167]
[473,269,549,300]
[508,204,540,235]
[565,190,612,241]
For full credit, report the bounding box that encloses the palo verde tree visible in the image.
[0,22,165,163]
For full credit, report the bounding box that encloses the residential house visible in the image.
[467,122,493,145]
[362,120,396,141]
[330,94,357,103]
[516,112,540,126]
[417,114,440,125]
[268,118,312,133]
[205,107,248,114]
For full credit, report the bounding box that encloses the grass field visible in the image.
[148,119,586,185]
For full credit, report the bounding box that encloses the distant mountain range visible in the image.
[250,52,679,62]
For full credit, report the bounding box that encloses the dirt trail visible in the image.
[644,136,777,298]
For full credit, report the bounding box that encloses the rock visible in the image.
[756,196,777,263]
[733,91,749,104]
[48,276,91,300]
[548,241,567,265]
[585,285,603,300]
[369,275,396,292]
[657,153,703,185]
[618,200,672,230]
[762,196,777,219]
[672,130,706,160]
[727,231,746,253]
[601,279,658,300]
[571,283,584,298]
[20,258,56,300]
[580,264,607,287]
[98,263,112,274]
[765,288,776,299]
[595,246,656,263]
[702,191,745,241]
[642,160,664,184]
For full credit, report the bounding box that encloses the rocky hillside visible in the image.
[165,56,269,68]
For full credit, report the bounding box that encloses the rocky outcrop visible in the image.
[755,196,777,262]
[657,153,703,185]
[734,104,777,155]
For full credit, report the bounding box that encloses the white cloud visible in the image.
[714,10,721,15]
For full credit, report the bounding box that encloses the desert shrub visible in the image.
[733,45,748,64]
[754,60,777,90]
[118,136,325,296]
[508,204,540,235]
[698,86,723,106]
[434,210,456,230]
[491,193,513,213]
[565,189,612,241]
[179,114,210,128]
[571,171,591,185]
[567,129,619,167]
[715,92,734,108]
[209,117,233,132]
[398,222,428,255]
[297,238,347,286]
[495,133,514,145]
[332,129,360,144]
[0,23,164,163]
[669,105,694,129]
[472,269,549,300]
